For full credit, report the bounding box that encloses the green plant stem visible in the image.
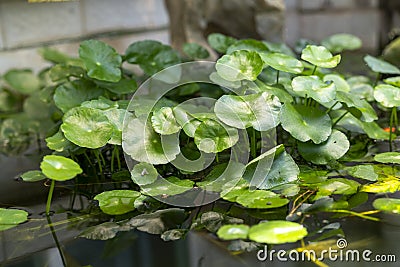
[332,111,349,128]
[373,72,381,87]
[116,146,121,170]
[93,150,103,174]
[111,147,115,173]
[311,65,317,75]
[276,70,280,84]
[216,153,219,163]
[251,128,256,159]
[325,101,339,114]
[46,215,67,267]
[46,180,56,216]
[389,107,396,152]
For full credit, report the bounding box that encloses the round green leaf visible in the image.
[94,190,140,215]
[298,130,350,165]
[183,43,209,59]
[237,190,290,209]
[104,108,127,145]
[142,176,194,197]
[207,33,237,54]
[373,198,400,214]
[292,76,336,103]
[61,107,113,149]
[217,224,249,240]
[321,34,362,53]
[54,80,104,113]
[248,221,308,244]
[214,93,281,131]
[323,74,350,92]
[259,52,304,74]
[151,107,181,135]
[45,130,78,153]
[336,91,377,122]
[384,76,400,87]
[374,152,400,164]
[345,165,378,181]
[194,119,239,153]
[94,77,137,95]
[21,170,46,182]
[280,103,332,144]
[226,39,269,54]
[0,208,28,231]
[4,69,40,94]
[364,55,400,74]
[131,162,158,186]
[40,155,82,181]
[313,178,360,198]
[216,50,263,81]
[123,117,180,164]
[374,84,400,108]
[301,45,341,68]
[79,40,122,82]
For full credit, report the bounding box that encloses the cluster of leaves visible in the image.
[2,33,400,255]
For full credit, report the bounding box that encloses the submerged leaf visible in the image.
[94,190,141,215]
[298,130,349,165]
[40,155,82,181]
[61,107,113,149]
[0,208,28,231]
[20,170,46,182]
[79,40,122,82]
[248,221,308,244]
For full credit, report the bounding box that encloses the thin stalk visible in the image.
[116,146,121,170]
[311,65,317,75]
[276,70,280,84]
[389,107,396,152]
[93,150,103,174]
[373,72,381,87]
[46,215,67,267]
[325,101,339,114]
[251,129,256,159]
[46,180,56,215]
[215,153,219,163]
[332,111,349,128]
[111,147,115,173]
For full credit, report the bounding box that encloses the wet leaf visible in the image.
[345,165,378,181]
[217,224,249,240]
[80,222,122,240]
[364,55,400,74]
[373,198,400,214]
[301,45,341,68]
[248,221,307,244]
[122,117,180,164]
[298,130,350,165]
[131,162,158,186]
[79,40,122,82]
[216,50,263,81]
[321,34,362,53]
[4,69,41,94]
[61,107,113,149]
[292,76,336,103]
[259,52,303,74]
[0,208,28,231]
[54,80,104,113]
[373,84,400,108]
[207,33,237,53]
[40,155,82,181]
[151,107,181,135]
[94,190,141,215]
[374,152,400,164]
[280,103,332,144]
[194,119,238,153]
[183,43,209,59]
[125,208,186,234]
[20,170,46,182]
[214,92,281,131]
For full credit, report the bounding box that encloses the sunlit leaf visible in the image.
[298,130,350,164]
[214,92,281,131]
[364,55,400,74]
[151,107,181,135]
[259,52,303,74]
[321,34,362,53]
[361,178,400,193]
[373,84,400,108]
[94,190,141,215]
[79,40,122,82]
[374,152,400,164]
[312,178,360,199]
[40,155,82,181]
[248,221,308,244]
[323,74,350,92]
[301,45,341,68]
[0,208,28,231]
[345,165,378,181]
[217,224,249,240]
[61,107,113,149]
[336,91,377,122]
[226,39,268,54]
[46,130,78,153]
[292,75,336,103]
[216,50,263,81]
[280,103,332,144]
[373,198,400,214]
